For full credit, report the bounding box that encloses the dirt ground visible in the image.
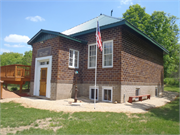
[0,91,179,113]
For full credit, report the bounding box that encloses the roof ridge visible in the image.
[102,14,123,21]
[63,14,103,33]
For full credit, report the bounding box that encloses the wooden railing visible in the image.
[0,64,31,80]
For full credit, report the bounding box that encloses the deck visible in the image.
[0,64,31,94]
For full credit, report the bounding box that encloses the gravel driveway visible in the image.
[0,91,179,113]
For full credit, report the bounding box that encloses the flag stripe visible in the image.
[96,21,102,51]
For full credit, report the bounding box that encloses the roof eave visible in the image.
[27,29,87,45]
[70,19,168,54]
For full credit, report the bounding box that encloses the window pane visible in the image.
[108,90,111,101]
[69,58,73,66]
[91,89,98,99]
[70,50,73,58]
[89,45,96,67]
[104,90,107,100]
[40,62,45,65]
[75,51,78,59]
[75,59,78,67]
[103,41,113,67]
[69,50,79,68]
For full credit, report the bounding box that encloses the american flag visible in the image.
[96,21,102,51]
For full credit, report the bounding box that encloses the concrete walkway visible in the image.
[0,91,179,113]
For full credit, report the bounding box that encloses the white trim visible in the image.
[102,40,113,68]
[89,86,99,101]
[68,49,79,69]
[33,56,52,98]
[102,86,113,102]
[88,43,96,69]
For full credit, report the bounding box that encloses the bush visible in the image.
[11,87,17,91]
[164,78,179,86]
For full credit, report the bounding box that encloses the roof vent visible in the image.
[111,10,113,16]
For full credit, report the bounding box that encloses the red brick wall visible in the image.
[121,28,164,84]
[31,36,85,83]
[57,36,85,83]
[77,26,122,83]
[31,25,164,86]
[31,36,60,82]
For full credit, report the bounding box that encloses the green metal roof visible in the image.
[62,14,168,54]
[28,29,87,45]
[62,14,124,35]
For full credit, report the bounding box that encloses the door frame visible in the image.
[33,56,52,98]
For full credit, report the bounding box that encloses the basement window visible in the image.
[89,86,99,100]
[102,87,113,102]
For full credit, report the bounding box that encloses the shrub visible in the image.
[11,87,17,91]
[164,78,179,86]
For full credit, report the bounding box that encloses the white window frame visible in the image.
[89,86,99,101]
[102,40,113,68]
[102,86,113,102]
[88,43,96,69]
[69,49,79,68]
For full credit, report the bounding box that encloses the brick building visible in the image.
[28,14,168,103]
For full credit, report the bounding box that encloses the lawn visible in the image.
[0,86,179,134]
[164,85,179,93]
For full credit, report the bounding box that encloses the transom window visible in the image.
[88,44,96,68]
[89,87,99,100]
[40,61,49,65]
[103,40,113,68]
[69,49,79,68]
[102,87,113,102]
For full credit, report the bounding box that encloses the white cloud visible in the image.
[0,48,10,53]
[120,0,133,5]
[25,16,45,22]
[4,44,25,48]
[4,34,30,43]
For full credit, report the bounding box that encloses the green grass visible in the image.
[1,97,179,134]
[1,85,179,134]
[164,85,179,93]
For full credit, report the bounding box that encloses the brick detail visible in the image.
[121,28,164,85]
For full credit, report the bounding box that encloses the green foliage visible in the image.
[123,4,180,77]
[11,87,17,91]
[0,50,32,66]
[0,52,23,66]
[123,4,150,33]
[164,78,179,86]
[21,50,32,65]
[1,96,179,134]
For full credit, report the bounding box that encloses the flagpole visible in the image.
[94,19,98,109]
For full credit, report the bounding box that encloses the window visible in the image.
[136,88,140,96]
[102,87,113,102]
[88,44,96,68]
[103,40,113,68]
[69,49,79,68]
[40,62,45,65]
[40,61,49,65]
[135,88,140,100]
[89,86,99,100]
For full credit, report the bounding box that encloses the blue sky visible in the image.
[0,0,179,54]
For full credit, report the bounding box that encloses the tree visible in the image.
[123,4,180,77]
[123,4,150,33]
[0,52,23,66]
[0,50,32,66]
[21,50,32,65]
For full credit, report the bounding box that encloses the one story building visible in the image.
[28,14,168,103]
